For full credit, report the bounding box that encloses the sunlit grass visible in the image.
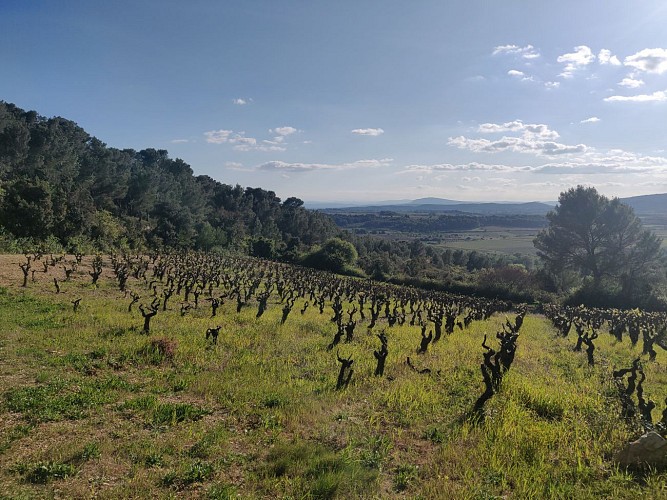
[0,255,665,497]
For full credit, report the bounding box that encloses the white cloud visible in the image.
[598,49,621,66]
[452,121,587,156]
[604,90,667,102]
[507,69,534,82]
[258,158,392,172]
[270,126,298,136]
[402,162,531,174]
[170,139,189,143]
[557,45,596,78]
[580,117,600,124]
[624,48,667,74]
[204,128,287,151]
[351,128,385,136]
[492,44,540,59]
[400,149,667,176]
[618,77,645,88]
[449,135,587,156]
[477,120,560,139]
[204,129,234,144]
[232,98,248,105]
[544,81,560,89]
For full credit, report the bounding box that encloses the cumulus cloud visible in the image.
[604,90,667,102]
[580,117,600,124]
[449,135,587,156]
[618,77,645,88]
[624,48,667,74]
[492,44,540,59]
[477,120,559,139]
[451,121,587,156]
[351,128,385,136]
[258,158,392,172]
[232,98,249,105]
[598,49,621,66]
[545,81,560,89]
[557,45,596,78]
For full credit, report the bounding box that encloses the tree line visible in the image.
[0,101,339,254]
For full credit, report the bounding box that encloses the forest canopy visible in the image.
[0,101,340,254]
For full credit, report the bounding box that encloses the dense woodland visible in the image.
[1,101,666,309]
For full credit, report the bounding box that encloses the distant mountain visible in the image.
[304,199,411,209]
[323,201,554,216]
[409,197,461,205]
[621,193,667,215]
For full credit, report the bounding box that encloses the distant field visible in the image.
[436,228,540,256]
[440,225,667,256]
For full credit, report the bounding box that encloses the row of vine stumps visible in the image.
[12,250,667,480]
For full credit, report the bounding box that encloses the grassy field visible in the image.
[1,254,667,499]
[435,229,540,257]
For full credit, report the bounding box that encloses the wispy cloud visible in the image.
[624,48,667,74]
[604,90,667,102]
[204,129,286,151]
[258,158,392,172]
[204,129,234,144]
[232,98,252,105]
[492,44,540,59]
[557,45,595,78]
[580,117,600,124]
[351,128,385,136]
[618,77,645,88]
[170,139,189,143]
[401,150,667,176]
[507,69,534,82]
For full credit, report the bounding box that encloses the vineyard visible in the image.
[1,252,667,499]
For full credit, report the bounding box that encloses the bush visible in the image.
[138,337,177,365]
[301,238,358,274]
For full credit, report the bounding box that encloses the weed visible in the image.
[4,378,110,422]
[151,402,210,427]
[207,483,238,499]
[172,378,188,392]
[13,461,77,484]
[80,442,101,461]
[423,426,446,444]
[144,452,164,467]
[394,464,419,492]
[359,434,393,469]
[162,460,214,488]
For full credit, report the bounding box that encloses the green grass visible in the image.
[0,254,665,497]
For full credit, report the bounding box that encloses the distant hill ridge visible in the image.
[315,194,667,217]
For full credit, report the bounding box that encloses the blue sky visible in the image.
[2,1,667,202]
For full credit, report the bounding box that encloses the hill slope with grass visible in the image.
[1,253,666,498]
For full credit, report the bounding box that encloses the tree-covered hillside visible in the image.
[0,101,339,254]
